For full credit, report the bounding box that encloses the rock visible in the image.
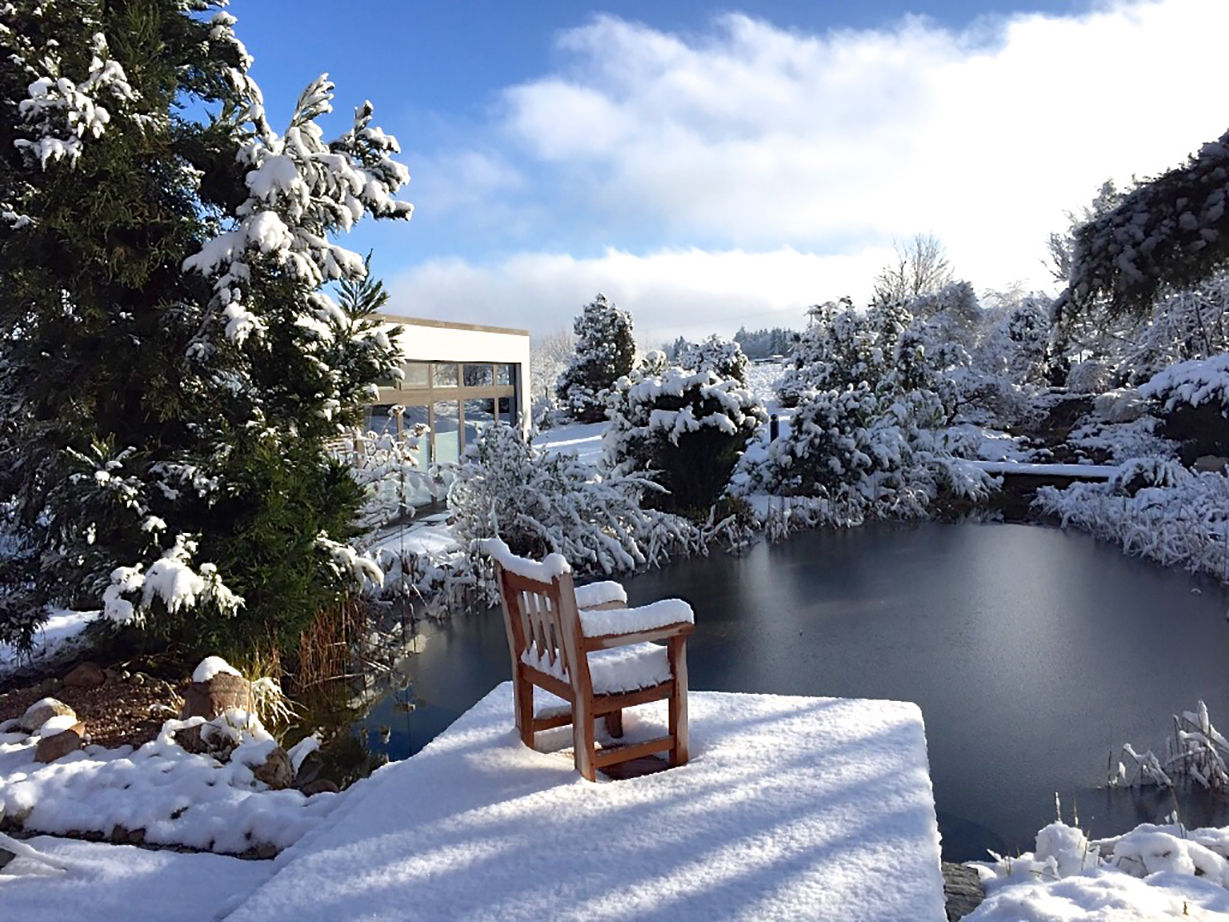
[1193,454,1229,473]
[297,778,340,796]
[180,672,252,721]
[35,727,83,763]
[1093,387,1146,423]
[251,746,294,790]
[0,847,13,870]
[36,677,59,695]
[63,661,106,689]
[942,861,985,921]
[19,698,76,733]
[172,723,237,762]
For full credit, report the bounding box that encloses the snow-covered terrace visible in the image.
[228,684,946,921]
[1,684,947,920]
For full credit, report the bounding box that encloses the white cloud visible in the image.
[387,246,891,344]
[400,0,1228,337]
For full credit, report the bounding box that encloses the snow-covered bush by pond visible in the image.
[1036,460,1229,579]
[603,362,765,516]
[450,424,700,579]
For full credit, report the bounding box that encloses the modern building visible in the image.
[366,314,531,506]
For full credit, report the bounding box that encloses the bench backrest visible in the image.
[494,564,587,690]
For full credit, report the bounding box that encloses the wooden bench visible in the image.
[481,538,694,781]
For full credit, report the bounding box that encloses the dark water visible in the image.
[353,522,1229,861]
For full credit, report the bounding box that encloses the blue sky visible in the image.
[226,0,1223,345]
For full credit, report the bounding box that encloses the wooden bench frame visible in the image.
[492,561,693,781]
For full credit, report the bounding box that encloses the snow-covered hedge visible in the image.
[603,363,765,515]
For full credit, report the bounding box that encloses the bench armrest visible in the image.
[579,598,695,647]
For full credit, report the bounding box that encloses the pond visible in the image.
[350,522,1229,861]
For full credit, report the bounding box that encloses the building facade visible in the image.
[368,314,531,506]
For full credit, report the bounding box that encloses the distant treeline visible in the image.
[665,326,797,363]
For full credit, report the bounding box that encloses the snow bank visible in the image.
[0,836,276,921]
[0,718,342,854]
[968,821,1229,920]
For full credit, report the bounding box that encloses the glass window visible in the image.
[463,398,495,449]
[496,364,516,386]
[366,405,394,435]
[402,362,430,388]
[432,363,458,387]
[463,364,494,387]
[399,404,435,507]
[431,401,461,466]
[498,396,516,426]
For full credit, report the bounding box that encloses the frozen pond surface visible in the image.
[356,522,1229,861]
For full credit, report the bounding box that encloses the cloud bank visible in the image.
[393,0,1228,343]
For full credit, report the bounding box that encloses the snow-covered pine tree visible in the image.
[555,293,635,423]
[0,1,410,658]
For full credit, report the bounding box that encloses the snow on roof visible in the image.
[226,684,947,921]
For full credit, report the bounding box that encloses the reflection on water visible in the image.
[345,522,1229,861]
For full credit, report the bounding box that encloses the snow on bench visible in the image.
[227,684,946,921]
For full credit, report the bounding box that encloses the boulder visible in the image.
[172,722,238,762]
[297,778,340,796]
[251,746,294,790]
[19,698,76,734]
[180,672,252,721]
[63,661,106,689]
[35,726,83,763]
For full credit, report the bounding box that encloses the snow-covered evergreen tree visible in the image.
[1057,127,1229,320]
[0,1,410,656]
[555,293,635,423]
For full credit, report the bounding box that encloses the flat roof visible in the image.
[376,313,529,338]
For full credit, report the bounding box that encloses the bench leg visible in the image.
[514,671,535,749]
[573,694,596,781]
[604,709,624,738]
[668,637,689,767]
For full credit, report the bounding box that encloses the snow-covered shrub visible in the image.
[776,297,887,407]
[555,294,636,423]
[449,424,699,578]
[673,334,750,384]
[739,383,991,522]
[603,364,765,516]
[1036,462,1229,578]
[1140,353,1229,462]
[1066,359,1115,394]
